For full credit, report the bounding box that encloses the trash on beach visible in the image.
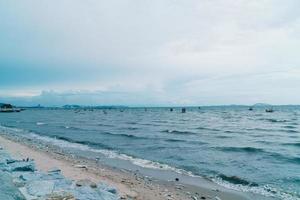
[74,164,88,169]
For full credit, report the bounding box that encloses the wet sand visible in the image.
[0,134,273,200]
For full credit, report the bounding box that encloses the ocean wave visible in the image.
[196,127,220,132]
[51,135,113,150]
[286,157,300,164]
[258,118,288,123]
[161,129,196,135]
[282,129,299,133]
[36,122,47,126]
[215,135,232,139]
[127,122,138,125]
[59,126,83,131]
[212,177,300,200]
[264,152,300,165]
[0,125,23,133]
[98,131,148,140]
[246,127,298,134]
[224,130,235,133]
[245,128,275,132]
[58,126,147,140]
[16,131,195,176]
[123,127,139,130]
[61,125,109,132]
[283,142,300,147]
[0,125,196,176]
[217,146,265,153]
[164,138,207,145]
[97,123,114,127]
[152,120,169,124]
[282,125,297,129]
[164,138,186,142]
[216,146,300,164]
[217,174,258,186]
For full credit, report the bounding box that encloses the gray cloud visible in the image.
[0,0,300,105]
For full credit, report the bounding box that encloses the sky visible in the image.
[1,0,300,106]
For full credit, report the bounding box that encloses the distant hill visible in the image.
[253,103,272,107]
[62,105,129,109]
[0,103,14,108]
[62,105,81,109]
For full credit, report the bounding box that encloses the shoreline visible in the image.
[0,133,273,200]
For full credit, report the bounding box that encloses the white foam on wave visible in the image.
[36,122,46,126]
[26,132,193,175]
[0,125,23,133]
[212,177,300,200]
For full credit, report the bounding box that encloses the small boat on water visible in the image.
[265,108,274,113]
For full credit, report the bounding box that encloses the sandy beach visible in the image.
[0,133,274,200]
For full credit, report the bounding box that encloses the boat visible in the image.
[265,108,274,113]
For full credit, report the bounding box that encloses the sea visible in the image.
[0,106,299,199]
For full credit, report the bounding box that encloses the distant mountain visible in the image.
[62,105,81,109]
[62,105,129,109]
[253,103,272,107]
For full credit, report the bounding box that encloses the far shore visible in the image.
[0,134,273,200]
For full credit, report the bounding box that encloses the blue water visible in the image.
[0,106,299,199]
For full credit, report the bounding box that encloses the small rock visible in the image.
[90,182,97,188]
[9,160,35,172]
[175,186,182,190]
[75,179,97,188]
[107,187,117,194]
[175,178,179,182]
[215,196,222,200]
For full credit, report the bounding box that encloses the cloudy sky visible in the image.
[1,0,300,106]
